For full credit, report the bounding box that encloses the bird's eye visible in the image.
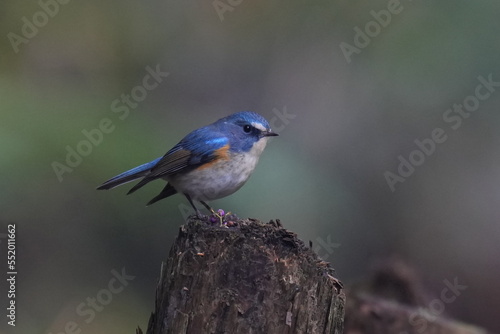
[243,125,252,133]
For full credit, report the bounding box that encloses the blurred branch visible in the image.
[344,258,489,334]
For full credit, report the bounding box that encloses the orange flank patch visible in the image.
[196,144,230,170]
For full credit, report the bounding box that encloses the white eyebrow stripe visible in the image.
[251,122,266,131]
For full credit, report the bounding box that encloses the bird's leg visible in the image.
[185,194,203,218]
[200,200,216,215]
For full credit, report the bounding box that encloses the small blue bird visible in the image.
[97,111,278,217]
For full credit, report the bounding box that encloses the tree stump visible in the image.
[142,217,345,334]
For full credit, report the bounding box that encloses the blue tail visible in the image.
[97,157,162,190]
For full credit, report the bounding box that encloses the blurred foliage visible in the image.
[1,0,500,333]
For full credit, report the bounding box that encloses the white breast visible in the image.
[167,138,270,201]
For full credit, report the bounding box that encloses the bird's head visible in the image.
[216,111,278,154]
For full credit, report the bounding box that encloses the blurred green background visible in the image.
[1,0,500,333]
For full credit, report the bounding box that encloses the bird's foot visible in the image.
[195,210,208,220]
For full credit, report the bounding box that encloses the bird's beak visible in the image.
[262,130,279,137]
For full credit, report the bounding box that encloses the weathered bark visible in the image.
[142,217,345,334]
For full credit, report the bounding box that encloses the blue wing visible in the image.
[126,128,228,194]
[98,125,229,194]
[98,125,228,194]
